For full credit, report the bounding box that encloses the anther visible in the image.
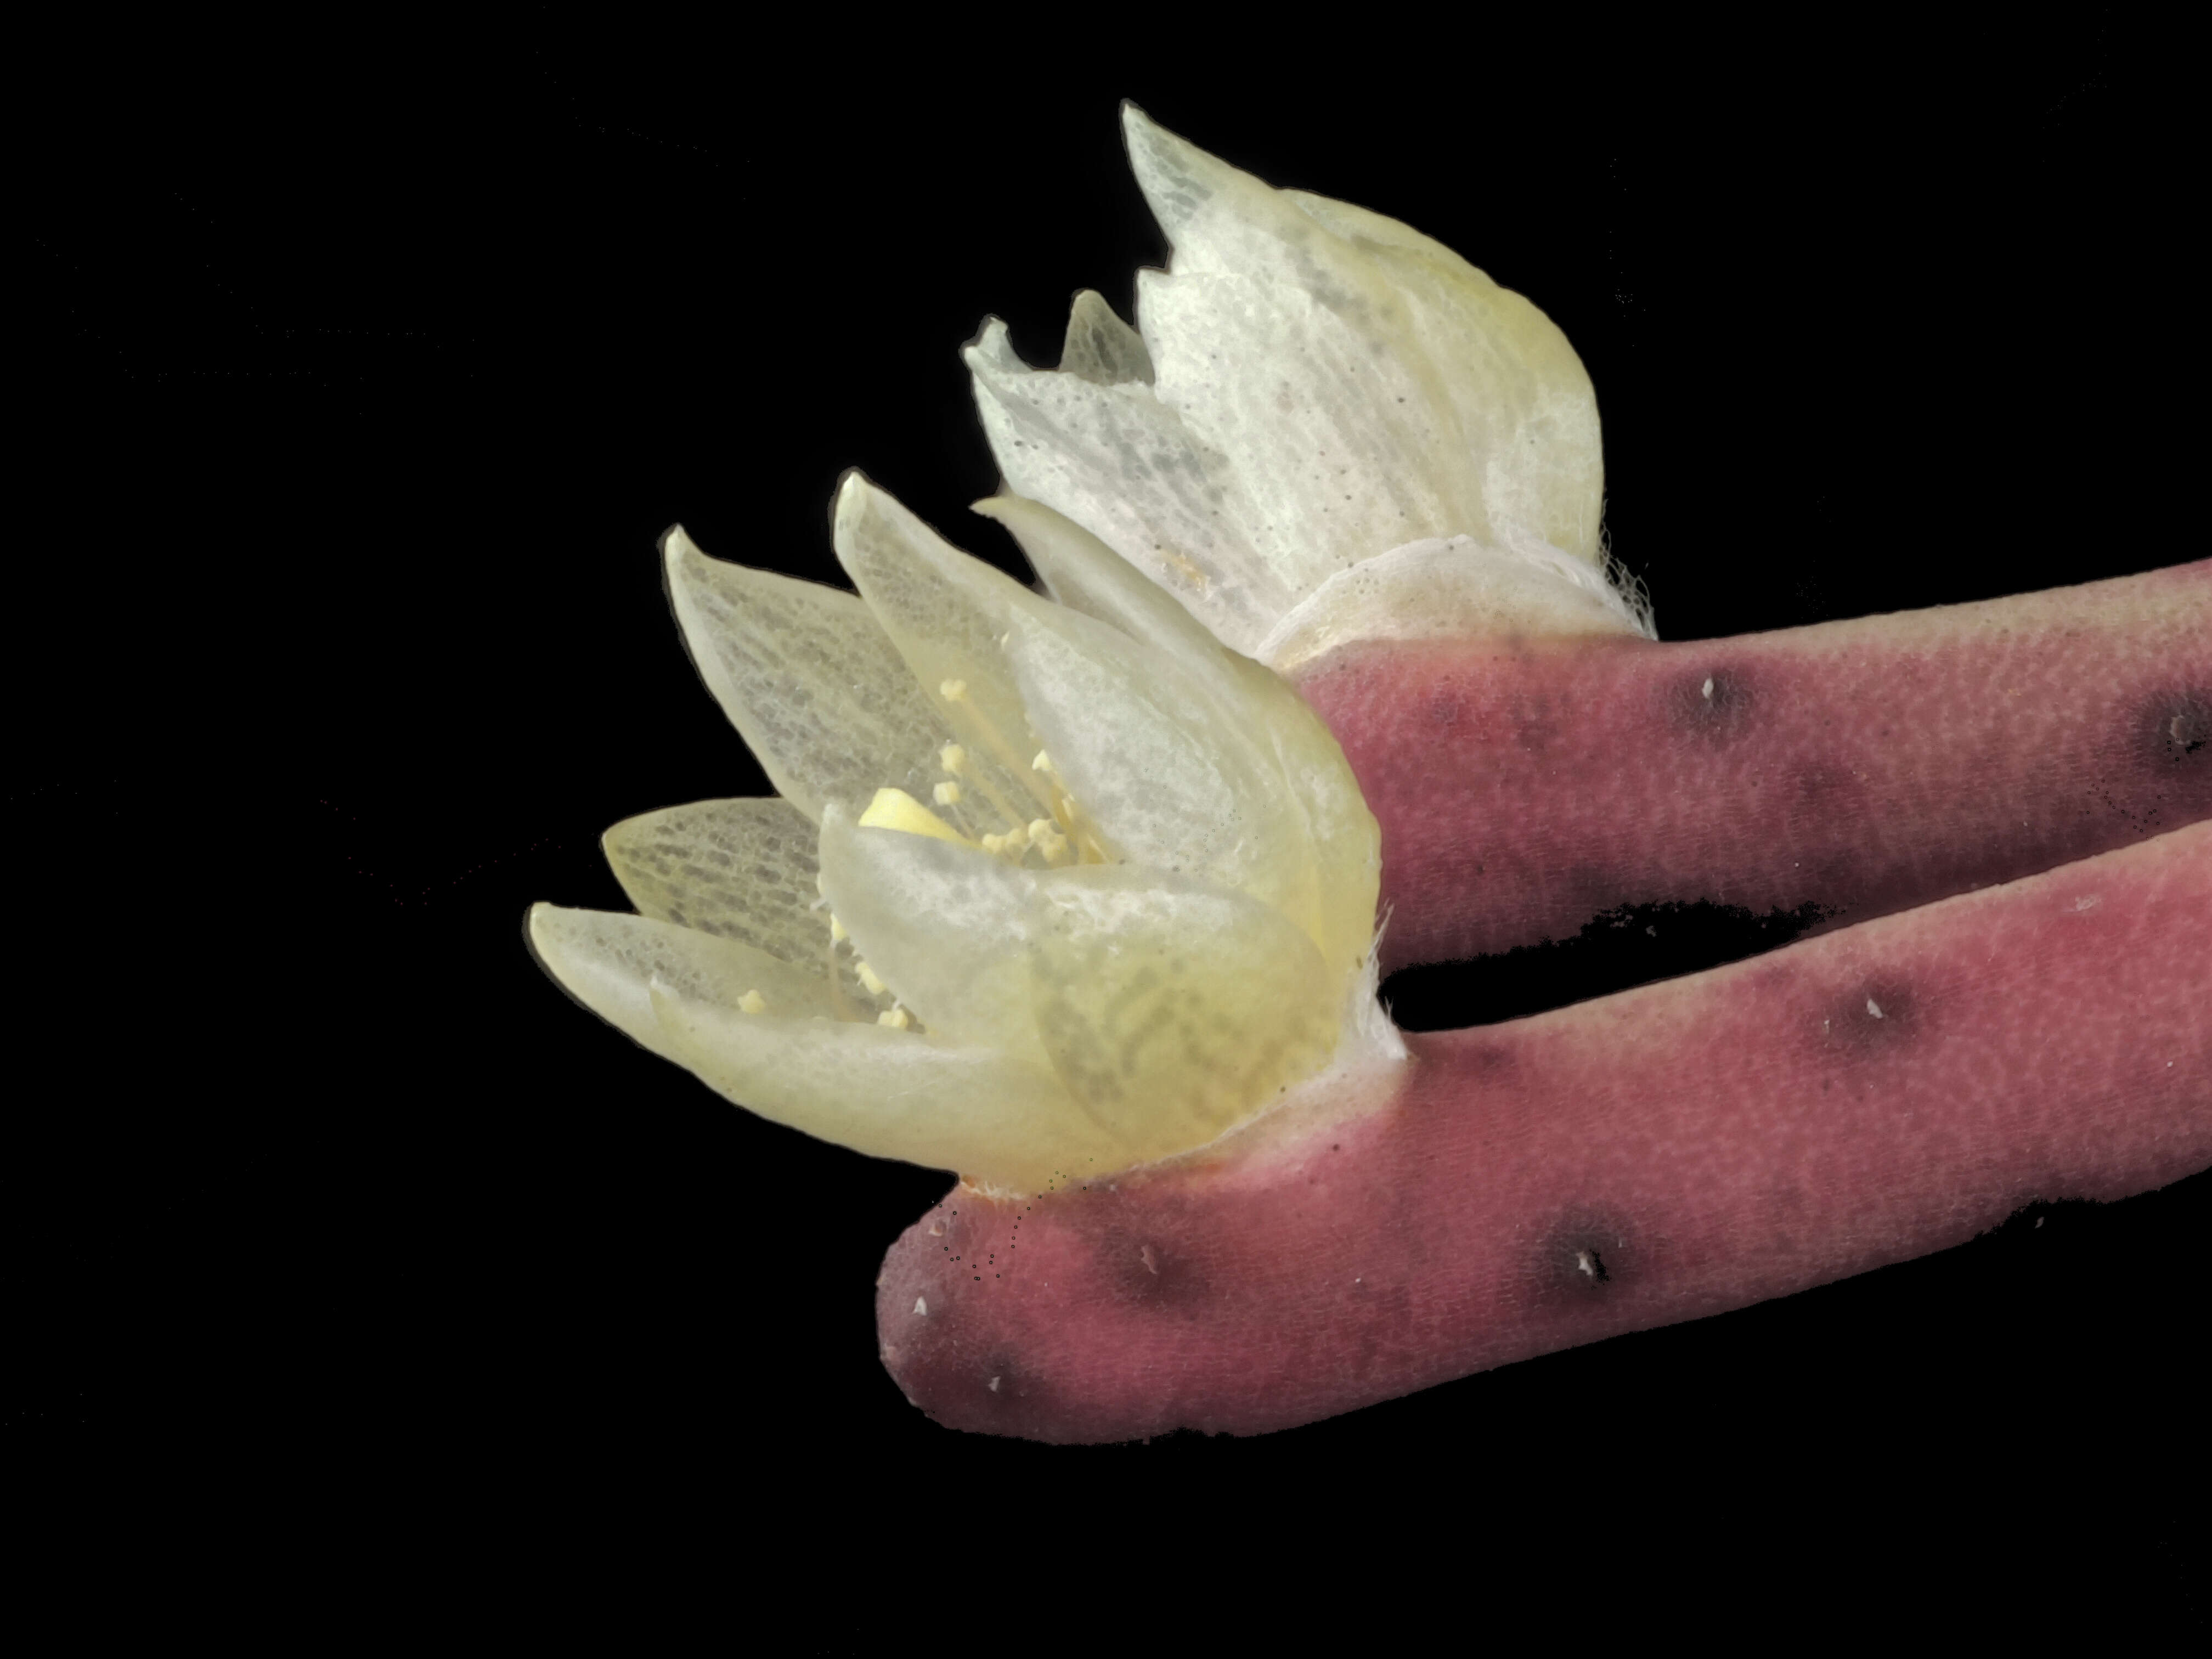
[1032,750,1054,774]
[940,743,967,775]
[940,678,968,702]
[856,961,888,997]
[933,781,963,806]
[878,1006,912,1030]
[738,989,766,1014]
[829,913,848,944]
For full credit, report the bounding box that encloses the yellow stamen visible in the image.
[737,989,766,1014]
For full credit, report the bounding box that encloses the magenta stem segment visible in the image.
[877,821,2211,1443]
[1295,561,2211,972]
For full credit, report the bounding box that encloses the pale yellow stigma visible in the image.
[857,787,973,847]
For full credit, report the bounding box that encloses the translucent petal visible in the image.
[1283,190,1604,562]
[1058,289,1154,386]
[603,796,834,977]
[646,980,1131,1192]
[1024,865,1340,1158]
[1137,268,1464,591]
[829,476,1054,832]
[965,319,1295,656]
[529,904,842,1063]
[662,526,943,823]
[815,803,1045,1059]
[969,494,1245,695]
[1120,106,1604,569]
[1002,597,1321,931]
[1232,662,1382,981]
[969,494,1378,967]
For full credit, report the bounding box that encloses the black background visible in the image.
[19,15,2203,1639]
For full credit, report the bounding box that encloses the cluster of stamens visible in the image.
[926,675,1105,870]
[732,667,1115,1031]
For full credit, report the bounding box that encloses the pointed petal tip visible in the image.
[524,902,590,1003]
[961,316,1019,373]
[832,467,888,539]
[961,313,1008,351]
[662,524,710,591]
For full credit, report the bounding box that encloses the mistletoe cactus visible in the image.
[531,108,2209,1441]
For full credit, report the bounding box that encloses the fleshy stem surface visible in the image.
[1296,561,2211,971]
[878,821,2210,1442]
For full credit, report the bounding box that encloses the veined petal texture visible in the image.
[966,105,1627,661]
[647,981,1130,1194]
[967,319,1297,655]
[831,476,1057,831]
[529,904,842,1058]
[1002,596,1325,944]
[603,795,829,975]
[1058,289,1154,386]
[1025,864,1339,1157]
[1137,266,1463,593]
[978,494,1379,977]
[663,527,944,822]
[538,466,1392,1193]
[815,805,1044,1059]
[1122,104,1600,562]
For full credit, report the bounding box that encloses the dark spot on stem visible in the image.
[1095,1226,1209,1314]
[1526,1209,1640,1305]
[1664,663,1757,743]
[2144,688,2210,770]
[1817,978,1921,1057]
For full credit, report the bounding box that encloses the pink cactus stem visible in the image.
[1296,561,2211,972]
[877,819,2210,1443]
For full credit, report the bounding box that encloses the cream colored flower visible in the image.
[966,107,1653,672]
[530,476,1394,1195]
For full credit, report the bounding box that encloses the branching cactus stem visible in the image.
[1297,560,2212,970]
[878,821,2211,1443]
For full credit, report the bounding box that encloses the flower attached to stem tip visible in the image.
[967,105,1654,670]
[530,476,1393,1195]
